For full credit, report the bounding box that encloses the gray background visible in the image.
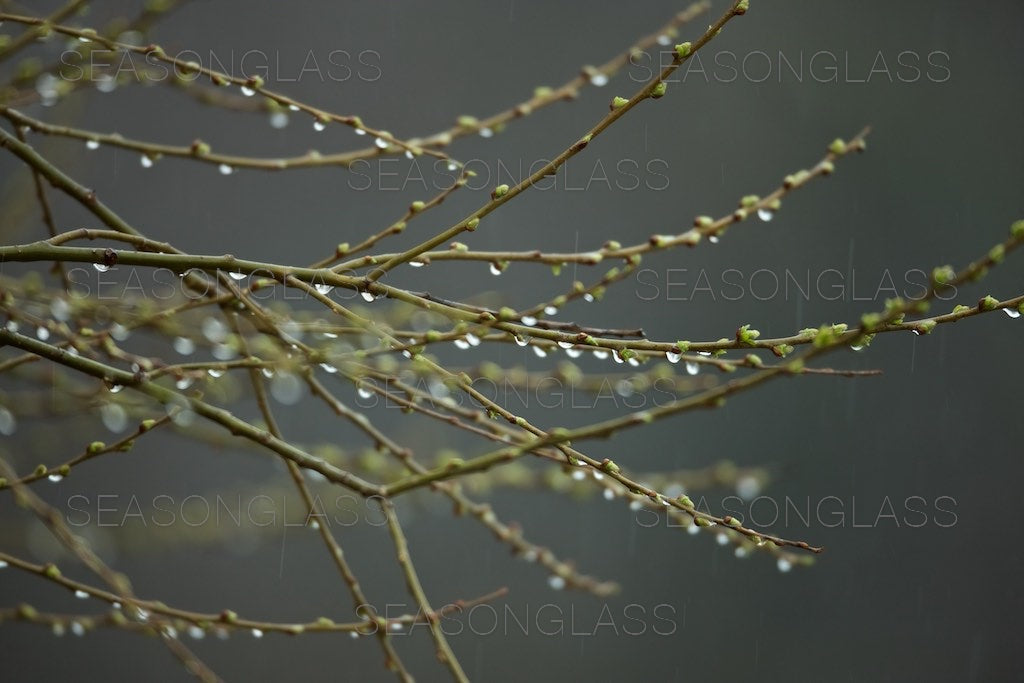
[1,1,1022,681]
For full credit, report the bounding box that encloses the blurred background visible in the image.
[1,1,1022,680]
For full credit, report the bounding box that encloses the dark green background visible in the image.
[1,1,1022,680]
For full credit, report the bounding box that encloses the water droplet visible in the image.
[101,403,128,433]
[736,476,761,500]
[314,283,334,295]
[685,361,699,376]
[666,351,681,364]
[1004,308,1021,319]
[544,305,558,316]
[466,333,481,347]
[687,522,700,535]
[357,386,373,400]
[777,558,792,573]
[261,368,274,379]
[592,350,609,360]
[533,346,548,358]
[319,363,337,374]
[697,351,712,357]
[489,262,504,276]
[269,111,289,129]
[0,560,8,569]
[288,104,300,112]
[589,73,609,87]
[708,235,720,244]
[735,546,749,558]
[47,473,63,482]
[86,139,100,150]
[479,127,494,138]
[354,127,366,136]
[270,372,303,405]
[251,628,264,638]
[188,625,205,639]
[408,260,425,268]
[583,293,595,303]
[514,335,529,347]
[240,85,256,97]
[521,316,537,326]
[110,323,129,341]
[571,470,586,481]
[218,163,234,175]
[228,271,247,281]
[108,384,124,394]
[202,317,227,343]
[447,161,458,171]
[207,368,225,378]
[603,489,615,501]
[173,337,195,355]
[70,622,85,637]
[50,298,70,321]
[74,590,89,599]
[453,338,470,350]
[716,533,729,546]
[374,137,389,149]
[628,357,640,367]
[404,150,414,160]
[557,341,573,350]
[566,348,582,358]
[93,263,110,273]
[548,575,566,590]
[313,119,326,132]
[360,291,375,302]
[612,352,624,364]
[140,155,154,168]
[850,344,864,352]
[35,326,49,341]
[656,34,671,46]
[757,208,774,222]
[389,622,403,632]
[175,377,193,390]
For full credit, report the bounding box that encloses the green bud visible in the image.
[650,82,667,99]
[44,564,61,579]
[491,184,509,199]
[952,304,971,314]
[677,495,694,508]
[735,0,750,13]
[740,195,760,209]
[1011,219,1024,238]
[737,324,760,344]
[140,419,157,432]
[601,459,620,474]
[695,517,712,527]
[915,319,937,335]
[410,200,426,213]
[610,96,629,110]
[674,42,692,59]
[675,341,690,353]
[466,217,480,231]
[932,265,955,285]
[989,244,1005,263]
[979,295,999,311]
[828,138,847,155]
